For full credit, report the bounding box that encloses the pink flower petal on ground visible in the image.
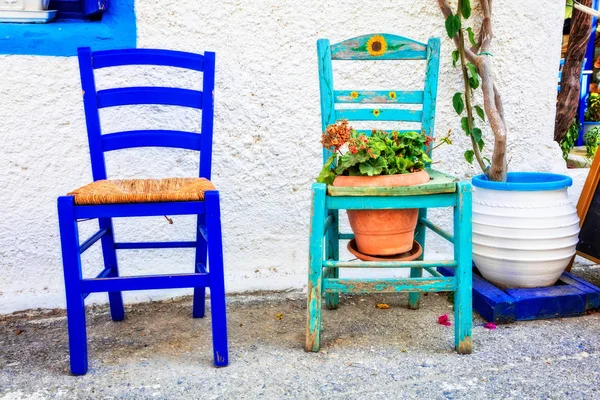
[438,314,451,326]
[484,322,497,330]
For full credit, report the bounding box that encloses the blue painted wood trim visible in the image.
[80,273,210,293]
[114,241,197,249]
[102,130,202,152]
[96,87,203,109]
[92,49,204,71]
[422,38,440,156]
[78,228,108,254]
[74,201,205,219]
[323,277,456,293]
[317,39,336,164]
[326,193,456,210]
[200,52,216,180]
[330,33,427,60]
[0,0,136,56]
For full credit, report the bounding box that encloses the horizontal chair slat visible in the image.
[336,108,422,122]
[326,194,456,210]
[353,129,421,136]
[74,201,206,219]
[323,260,457,269]
[334,90,424,104]
[92,49,205,71]
[80,273,210,293]
[115,241,197,250]
[102,130,202,152]
[96,87,203,109]
[323,277,456,293]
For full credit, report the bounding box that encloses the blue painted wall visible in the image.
[0,0,136,56]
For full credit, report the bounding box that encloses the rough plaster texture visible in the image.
[0,1,573,313]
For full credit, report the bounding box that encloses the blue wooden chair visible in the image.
[306,34,473,354]
[58,47,228,375]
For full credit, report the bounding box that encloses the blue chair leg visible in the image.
[58,196,88,375]
[453,182,473,354]
[98,218,124,321]
[409,208,427,310]
[306,183,326,352]
[325,210,339,310]
[205,190,229,367]
[193,213,208,318]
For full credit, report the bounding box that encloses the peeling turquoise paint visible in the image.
[0,0,135,56]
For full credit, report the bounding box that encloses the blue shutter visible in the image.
[83,0,109,19]
[48,0,109,19]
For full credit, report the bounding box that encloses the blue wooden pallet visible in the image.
[438,267,600,323]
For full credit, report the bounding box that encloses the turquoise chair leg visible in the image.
[325,210,339,310]
[98,217,125,321]
[193,213,208,318]
[454,181,473,354]
[408,208,427,310]
[306,183,326,352]
[58,196,88,375]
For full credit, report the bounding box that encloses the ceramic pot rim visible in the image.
[472,172,573,191]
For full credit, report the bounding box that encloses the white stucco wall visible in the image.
[0,1,570,313]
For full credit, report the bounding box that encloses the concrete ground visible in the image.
[2,265,600,399]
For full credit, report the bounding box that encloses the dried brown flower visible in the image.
[321,120,352,152]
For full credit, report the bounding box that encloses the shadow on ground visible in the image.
[1,270,600,399]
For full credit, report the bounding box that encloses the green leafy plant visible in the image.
[584,126,600,158]
[317,120,443,185]
[560,118,580,161]
[440,0,508,182]
[585,93,600,122]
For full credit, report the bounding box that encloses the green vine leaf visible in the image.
[461,116,470,134]
[471,128,484,150]
[453,92,464,115]
[475,105,485,121]
[467,62,479,89]
[466,27,476,47]
[445,14,461,39]
[452,50,459,68]
[464,150,474,164]
[461,0,471,19]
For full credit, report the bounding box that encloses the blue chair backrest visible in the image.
[317,34,440,163]
[77,47,215,181]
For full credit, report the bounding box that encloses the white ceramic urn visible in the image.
[472,172,580,288]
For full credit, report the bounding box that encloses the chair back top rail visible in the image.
[92,48,205,71]
[317,34,440,164]
[77,47,216,181]
[330,34,427,60]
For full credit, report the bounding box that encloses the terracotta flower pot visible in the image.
[333,170,430,255]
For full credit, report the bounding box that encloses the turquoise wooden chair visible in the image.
[306,34,473,354]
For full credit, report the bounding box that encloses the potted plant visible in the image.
[584,93,600,134]
[440,0,580,287]
[317,120,433,256]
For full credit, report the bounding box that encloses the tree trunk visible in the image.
[555,0,593,143]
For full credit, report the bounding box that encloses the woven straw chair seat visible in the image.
[68,178,215,205]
